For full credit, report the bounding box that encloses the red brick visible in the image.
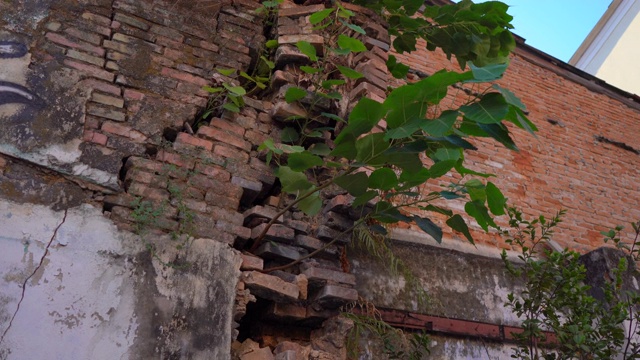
[161,67,208,86]
[83,130,108,145]
[198,126,251,151]
[175,132,214,151]
[150,24,184,42]
[194,163,231,182]
[123,89,145,101]
[127,183,169,203]
[214,145,250,162]
[278,4,325,17]
[156,150,196,169]
[64,27,102,45]
[64,59,114,82]
[241,271,299,302]
[101,121,147,142]
[46,32,105,56]
[209,118,245,136]
[81,79,121,96]
[82,11,111,26]
[125,157,164,173]
[240,253,264,271]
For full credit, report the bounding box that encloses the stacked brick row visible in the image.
[233,193,361,358]
[39,0,261,176]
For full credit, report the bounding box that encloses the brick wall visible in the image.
[395,39,640,252]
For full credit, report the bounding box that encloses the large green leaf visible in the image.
[384,152,423,173]
[337,98,385,143]
[296,41,318,61]
[393,33,417,53]
[334,172,369,196]
[486,181,506,215]
[369,168,398,190]
[336,65,364,79]
[421,110,458,136]
[492,84,526,110]
[468,62,508,82]
[276,166,313,193]
[428,160,456,178]
[478,123,518,150]
[288,151,324,172]
[352,190,378,207]
[464,178,486,202]
[337,34,367,52]
[413,216,443,243]
[281,127,299,143]
[285,87,307,103]
[432,147,462,162]
[356,133,390,163]
[464,200,497,231]
[330,133,357,160]
[504,106,538,135]
[383,117,422,140]
[461,92,509,124]
[386,54,410,79]
[298,191,323,216]
[399,168,430,188]
[309,8,334,24]
[446,214,474,244]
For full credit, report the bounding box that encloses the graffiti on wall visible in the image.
[0,40,43,114]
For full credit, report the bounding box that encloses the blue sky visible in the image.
[496,0,612,62]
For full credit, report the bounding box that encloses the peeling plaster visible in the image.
[0,201,141,359]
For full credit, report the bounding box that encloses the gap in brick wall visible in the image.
[594,135,640,155]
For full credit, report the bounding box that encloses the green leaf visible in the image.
[486,181,506,215]
[341,20,366,35]
[334,172,369,196]
[465,178,486,202]
[285,87,307,103]
[320,112,345,122]
[309,143,331,155]
[330,134,357,160]
[296,41,318,61]
[217,68,236,76]
[384,152,423,173]
[505,106,538,135]
[428,160,456,178]
[403,0,424,15]
[369,168,398,190]
[461,93,509,124]
[276,166,313,193]
[223,102,240,112]
[383,117,422,140]
[356,133,390,163]
[421,110,458,136]
[337,34,367,52]
[265,39,279,49]
[478,123,518,150]
[422,205,453,216]
[300,66,323,74]
[455,159,494,178]
[386,54,410,79]
[413,216,443,243]
[393,33,417,53]
[446,214,474,244]
[309,8,334,24]
[203,86,223,93]
[432,147,462,162]
[492,84,526,110]
[399,168,430,188]
[336,65,364,79]
[321,79,347,88]
[352,190,378,207]
[440,191,463,200]
[222,83,246,96]
[298,191,322,216]
[468,62,508,82]
[465,200,496,231]
[281,127,299,143]
[337,98,385,142]
[288,151,324,172]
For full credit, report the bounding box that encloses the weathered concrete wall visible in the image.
[0,199,242,359]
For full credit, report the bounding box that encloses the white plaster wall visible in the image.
[0,200,142,360]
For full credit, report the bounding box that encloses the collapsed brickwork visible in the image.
[1,0,640,358]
